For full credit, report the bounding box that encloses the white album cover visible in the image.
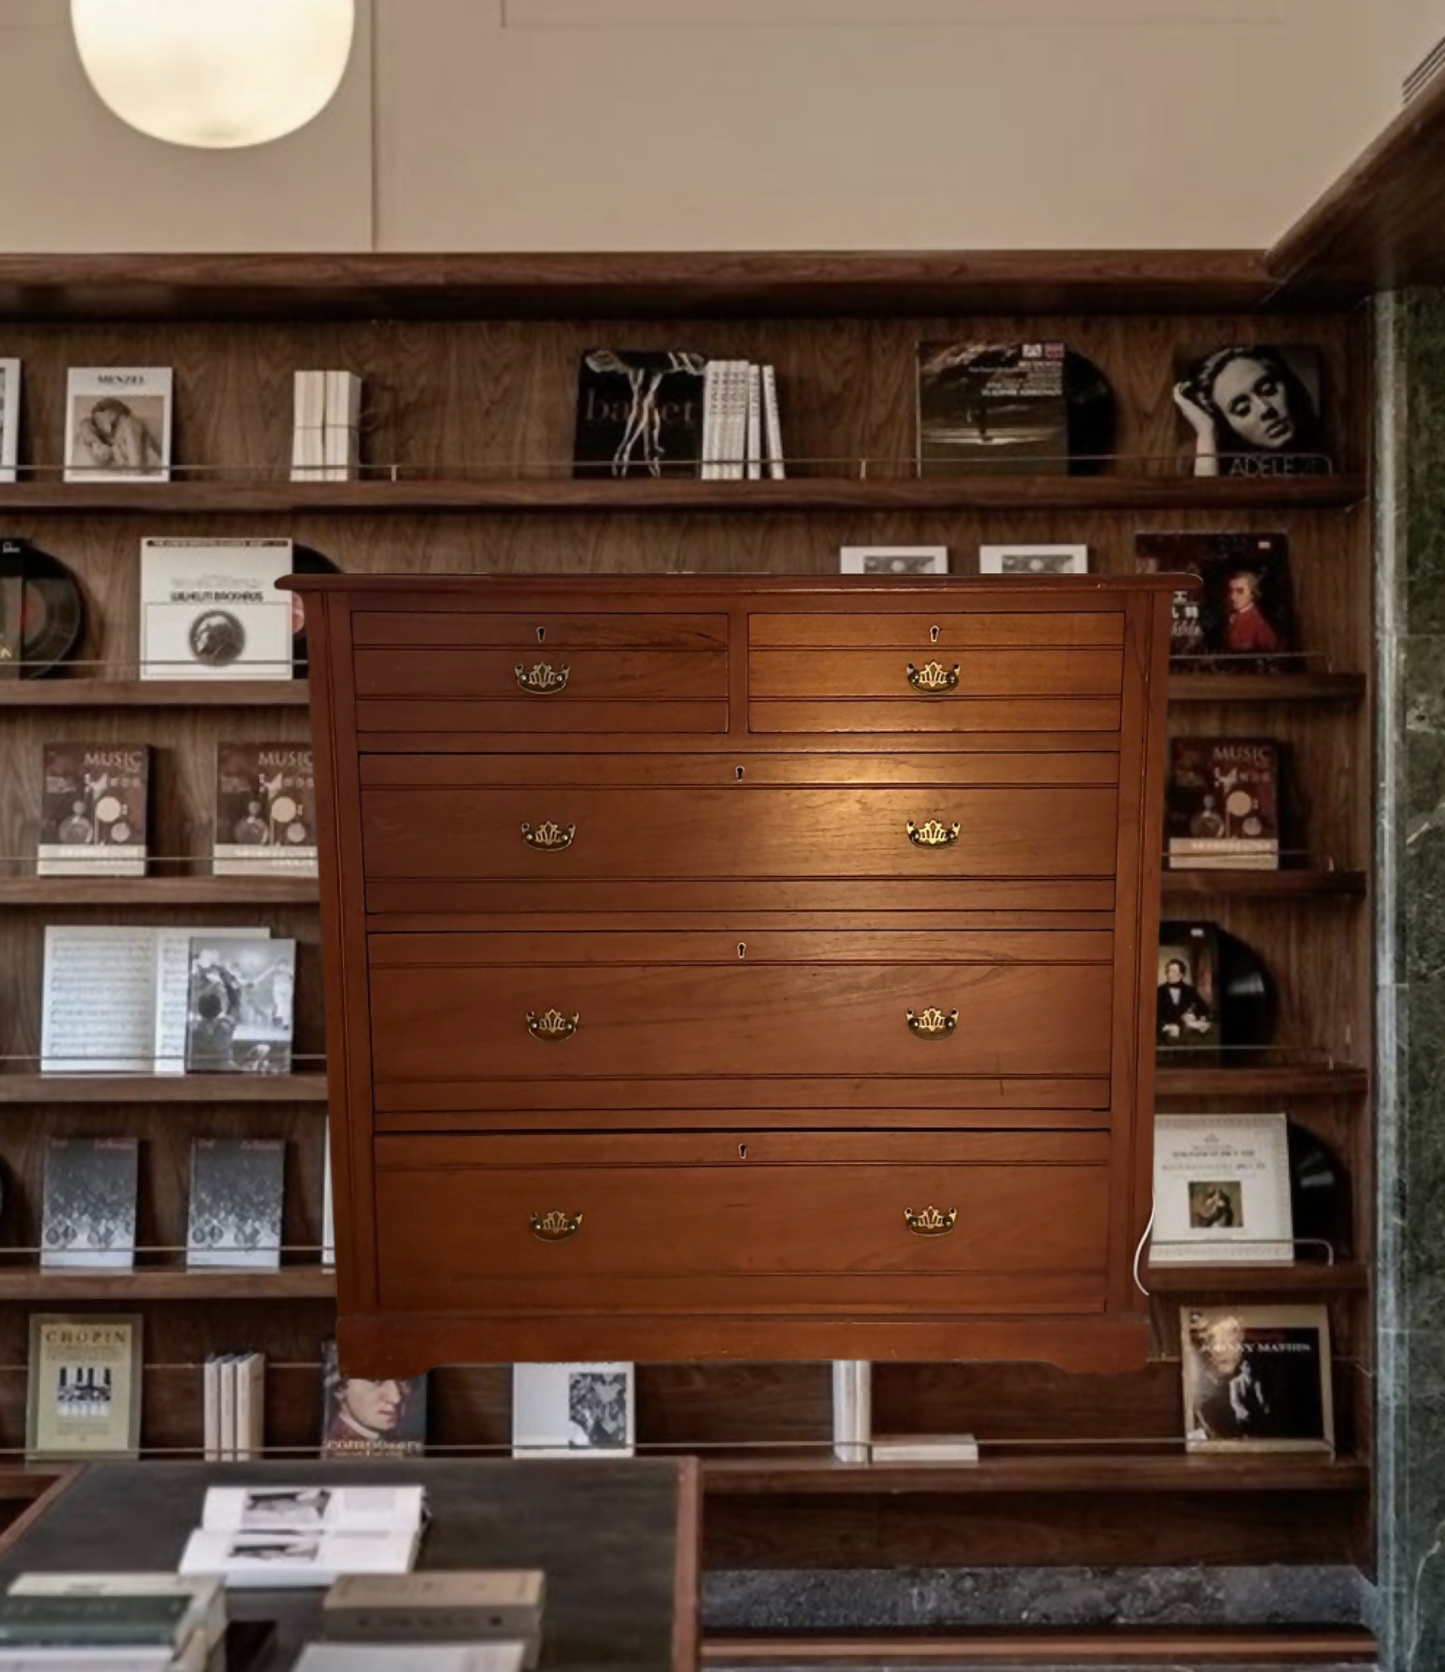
[1151,1112,1294,1264]
[0,357,20,481]
[979,543,1089,576]
[64,366,172,482]
[140,537,293,681]
[512,1363,634,1458]
[839,545,948,576]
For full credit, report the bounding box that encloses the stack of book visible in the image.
[0,1574,224,1672]
[292,370,363,482]
[700,359,785,480]
[313,1570,544,1670]
[179,1485,427,1588]
[202,1350,266,1461]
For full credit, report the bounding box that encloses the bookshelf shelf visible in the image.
[1159,870,1366,899]
[0,1267,336,1301]
[0,1074,328,1105]
[1168,673,1366,704]
[0,681,312,710]
[1155,1065,1368,1098]
[1145,1261,1368,1292]
[0,877,320,907]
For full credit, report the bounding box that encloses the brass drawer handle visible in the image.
[907,818,960,848]
[906,660,960,693]
[515,660,570,694]
[905,1206,958,1237]
[531,1210,582,1242]
[906,1007,958,1039]
[527,1008,580,1042]
[521,820,576,851]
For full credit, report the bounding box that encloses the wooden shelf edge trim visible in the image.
[1145,1260,1367,1292]
[0,877,320,906]
[0,1268,337,1300]
[0,681,312,709]
[0,1074,329,1104]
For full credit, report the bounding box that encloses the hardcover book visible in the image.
[0,1592,192,1649]
[39,1138,138,1271]
[320,1339,428,1457]
[64,367,172,483]
[0,358,19,482]
[25,1313,143,1462]
[1156,921,1222,1062]
[139,537,294,681]
[323,1571,543,1655]
[186,1139,285,1270]
[511,1363,634,1458]
[295,1646,525,1672]
[213,742,317,875]
[1135,531,1295,669]
[38,744,149,877]
[1152,1113,1295,1264]
[917,341,1069,476]
[180,1486,427,1588]
[1181,1304,1334,1453]
[572,350,707,479]
[184,937,296,1075]
[1173,344,1329,477]
[1167,737,1281,870]
[6,1575,224,1658]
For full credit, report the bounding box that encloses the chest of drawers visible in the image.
[288,574,1179,1377]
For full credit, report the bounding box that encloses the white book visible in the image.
[218,1355,238,1465]
[720,360,750,479]
[322,1120,336,1268]
[178,1529,421,1589]
[870,1434,979,1463]
[324,370,362,482]
[0,358,20,482]
[761,363,785,479]
[831,1361,869,1463]
[64,367,172,483]
[40,925,161,1074]
[1151,1113,1295,1264]
[202,1357,221,1463]
[0,1653,178,1672]
[700,361,724,480]
[7,1576,226,1656]
[512,1364,634,1458]
[235,1352,266,1461]
[745,364,762,480]
[200,1485,426,1537]
[291,371,326,483]
[139,538,294,682]
[294,1646,525,1672]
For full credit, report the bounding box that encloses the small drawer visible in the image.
[353,610,728,650]
[355,646,726,702]
[749,647,1122,700]
[749,611,1125,649]
[372,1130,1112,1315]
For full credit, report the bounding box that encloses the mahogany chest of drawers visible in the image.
[287,574,1179,1377]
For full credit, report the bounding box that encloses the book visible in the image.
[25,1313,143,1462]
[869,1434,979,1463]
[138,537,294,681]
[1155,920,1222,1062]
[839,546,948,577]
[1174,344,1329,478]
[1135,531,1295,669]
[831,1361,870,1464]
[322,1119,336,1268]
[978,543,1088,576]
[511,1363,634,1457]
[63,368,172,483]
[180,1485,426,1589]
[295,1647,526,1672]
[201,1486,426,1536]
[184,936,296,1075]
[324,370,363,482]
[212,742,317,875]
[917,341,1069,476]
[323,1571,543,1658]
[1152,1114,1294,1265]
[291,370,326,482]
[320,1339,428,1457]
[761,363,785,479]
[572,350,707,479]
[6,1577,225,1658]
[1181,1304,1334,1452]
[40,1137,138,1271]
[186,1139,285,1269]
[38,744,149,877]
[0,1593,192,1649]
[0,359,19,482]
[1167,738,1281,870]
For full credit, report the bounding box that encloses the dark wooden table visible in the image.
[0,1458,699,1672]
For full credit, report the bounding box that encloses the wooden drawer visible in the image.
[361,784,1119,883]
[352,610,728,650]
[372,1131,1112,1315]
[750,612,1125,649]
[750,648,1122,700]
[367,936,1114,1091]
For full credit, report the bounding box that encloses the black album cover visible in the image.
[1136,532,1295,670]
[185,938,296,1075]
[1156,922,1221,1062]
[1173,345,1329,477]
[319,1339,428,1458]
[186,1138,284,1270]
[40,1138,138,1271]
[572,350,708,479]
[1182,1305,1334,1453]
[38,744,149,877]
[0,538,83,680]
[1168,738,1281,870]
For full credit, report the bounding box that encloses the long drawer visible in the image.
[371,1131,1112,1315]
[367,935,1114,1091]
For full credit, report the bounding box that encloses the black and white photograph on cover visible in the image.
[40,1137,138,1270]
[839,546,948,576]
[978,544,1089,576]
[319,1339,428,1457]
[186,1138,284,1269]
[1156,922,1221,1059]
[573,349,708,478]
[55,1364,112,1418]
[184,937,296,1075]
[237,1489,332,1531]
[1173,345,1329,477]
[568,1370,631,1450]
[67,393,166,477]
[229,1539,321,1565]
[27,1314,143,1461]
[1182,1305,1334,1453]
[1189,1180,1244,1229]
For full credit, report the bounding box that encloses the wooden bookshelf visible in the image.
[1160,870,1366,899]
[0,1075,328,1105]
[0,1267,336,1301]
[0,681,311,709]
[0,877,320,907]
[1145,1261,1369,1292]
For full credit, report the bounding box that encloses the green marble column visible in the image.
[1376,289,1445,1672]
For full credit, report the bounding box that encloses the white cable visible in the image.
[1132,1192,1156,1298]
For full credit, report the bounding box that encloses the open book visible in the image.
[179,1485,426,1589]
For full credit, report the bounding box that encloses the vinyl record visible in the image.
[1063,349,1116,475]
[1287,1121,1349,1247]
[0,538,83,679]
[1217,926,1275,1048]
[289,545,339,679]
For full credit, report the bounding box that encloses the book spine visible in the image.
[761,363,785,480]
[701,361,722,481]
[722,360,749,480]
[203,1355,219,1463]
[219,1355,236,1465]
[745,364,762,481]
[0,359,20,481]
[291,371,325,483]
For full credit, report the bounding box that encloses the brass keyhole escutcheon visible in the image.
[536,625,546,643]
[930,624,941,644]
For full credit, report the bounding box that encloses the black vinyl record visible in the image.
[289,545,339,679]
[1063,349,1116,475]
[1287,1121,1348,1247]
[0,538,83,679]
[1217,926,1275,1048]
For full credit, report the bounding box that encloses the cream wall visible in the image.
[0,0,1405,252]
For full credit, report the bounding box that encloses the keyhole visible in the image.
[930,624,941,644]
[536,625,546,643]
[737,942,747,959]
[738,1143,748,1159]
[735,765,745,781]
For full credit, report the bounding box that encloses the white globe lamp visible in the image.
[70,0,356,150]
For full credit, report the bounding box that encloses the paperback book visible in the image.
[0,357,19,482]
[320,1339,428,1457]
[511,1363,634,1458]
[64,367,172,483]
[38,744,149,877]
[1152,1113,1294,1264]
[186,1139,284,1269]
[212,742,317,874]
[184,936,296,1075]
[1167,737,1281,870]
[139,537,294,681]
[203,1349,265,1462]
[6,1574,225,1661]
[1181,1304,1334,1452]
[1136,531,1295,669]
[39,1137,138,1271]
[26,1313,143,1462]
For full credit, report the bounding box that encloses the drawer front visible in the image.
[361,785,1119,881]
[750,697,1119,733]
[750,612,1125,649]
[353,611,728,650]
[368,953,1114,1084]
[372,1131,1111,1314]
[355,647,727,702]
[749,647,1122,700]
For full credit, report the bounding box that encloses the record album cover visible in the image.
[1156,921,1222,1062]
[572,350,707,478]
[1168,737,1281,870]
[1181,1304,1334,1453]
[184,937,296,1075]
[213,742,317,875]
[320,1339,428,1457]
[187,1138,285,1270]
[139,538,294,681]
[1173,344,1329,477]
[918,341,1069,476]
[1152,1113,1294,1264]
[511,1363,635,1458]
[64,367,172,483]
[38,744,149,877]
[39,1137,138,1272]
[1136,531,1295,669]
